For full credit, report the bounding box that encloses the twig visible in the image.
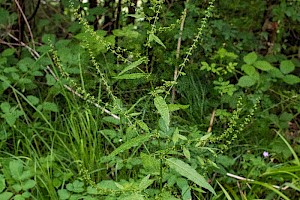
[14,0,35,49]
[207,109,215,133]
[7,33,120,120]
[227,173,289,190]
[171,0,188,103]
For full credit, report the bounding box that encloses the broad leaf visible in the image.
[139,175,154,190]
[238,75,256,87]
[154,96,170,128]
[141,153,160,174]
[166,158,216,195]
[0,175,5,193]
[243,52,257,64]
[280,60,295,74]
[26,95,39,105]
[9,160,23,181]
[42,102,59,112]
[253,61,273,71]
[282,74,300,85]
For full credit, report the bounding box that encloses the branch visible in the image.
[14,0,35,49]
[171,0,188,103]
[226,173,289,190]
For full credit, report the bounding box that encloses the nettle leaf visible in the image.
[182,146,191,160]
[1,110,23,126]
[270,68,284,79]
[149,33,166,48]
[0,192,13,200]
[154,96,170,128]
[22,179,36,190]
[1,48,15,57]
[241,64,259,79]
[114,73,147,80]
[137,120,150,133]
[253,61,273,71]
[280,60,295,74]
[139,175,154,190]
[168,104,189,112]
[282,74,300,85]
[118,58,145,76]
[238,75,257,87]
[58,189,71,200]
[66,180,84,193]
[102,134,152,163]
[243,52,257,64]
[166,158,216,195]
[0,175,6,193]
[0,102,10,113]
[9,160,24,181]
[46,74,56,86]
[141,153,160,174]
[42,102,59,112]
[26,95,39,105]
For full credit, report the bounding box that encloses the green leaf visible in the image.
[12,183,22,192]
[66,180,84,193]
[0,192,13,200]
[26,95,39,106]
[21,191,30,198]
[166,158,216,195]
[137,120,150,133]
[102,134,152,163]
[140,153,160,174]
[280,60,295,74]
[1,48,15,57]
[253,61,273,71]
[182,147,191,160]
[149,33,166,48]
[243,52,257,64]
[46,74,56,86]
[58,189,71,200]
[2,111,23,126]
[241,64,259,79]
[282,74,300,85]
[0,175,6,193]
[42,102,59,112]
[122,193,144,200]
[118,59,145,76]
[9,160,24,181]
[139,175,154,190]
[237,75,256,87]
[216,180,233,200]
[168,104,189,112]
[114,73,147,80]
[0,102,10,113]
[269,68,284,78]
[22,179,36,190]
[154,96,170,128]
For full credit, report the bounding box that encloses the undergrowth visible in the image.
[0,0,300,199]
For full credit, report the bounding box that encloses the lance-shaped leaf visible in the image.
[154,96,170,128]
[149,33,166,48]
[118,58,145,76]
[166,158,216,195]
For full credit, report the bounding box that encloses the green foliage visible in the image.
[0,0,299,199]
[0,159,35,200]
